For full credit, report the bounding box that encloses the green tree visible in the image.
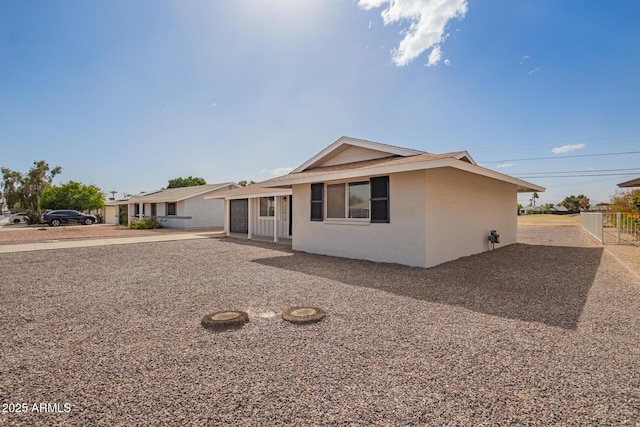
[1,161,62,213]
[40,181,105,212]
[531,192,539,208]
[167,176,206,188]
[237,180,256,187]
[558,194,589,212]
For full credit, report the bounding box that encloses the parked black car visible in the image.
[42,210,97,227]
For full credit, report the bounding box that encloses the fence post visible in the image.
[616,212,621,244]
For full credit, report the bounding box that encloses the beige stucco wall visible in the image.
[160,198,225,229]
[423,167,517,267]
[292,170,427,267]
[291,167,518,268]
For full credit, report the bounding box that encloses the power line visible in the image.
[515,168,640,179]
[515,167,640,176]
[516,173,639,178]
[480,151,640,164]
[470,134,640,154]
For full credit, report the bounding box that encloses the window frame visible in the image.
[310,183,324,221]
[166,202,177,216]
[370,176,390,223]
[258,196,275,218]
[325,181,371,221]
[310,176,390,224]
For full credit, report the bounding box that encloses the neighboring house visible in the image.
[215,136,545,268]
[104,197,131,225]
[112,183,238,229]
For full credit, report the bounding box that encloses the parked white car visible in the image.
[7,212,28,224]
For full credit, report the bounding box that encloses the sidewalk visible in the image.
[0,231,224,253]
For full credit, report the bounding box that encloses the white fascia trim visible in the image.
[205,190,292,200]
[226,190,292,200]
[449,160,545,192]
[262,159,545,193]
[291,136,425,173]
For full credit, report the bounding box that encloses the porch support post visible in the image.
[139,202,143,220]
[127,203,132,226]
[225,199,230,236]
[273,196,279,243]
[247,198,253,240]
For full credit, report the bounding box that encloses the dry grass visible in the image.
[517,213,581,227]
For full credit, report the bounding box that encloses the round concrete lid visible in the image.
[282,306,326,324]
[201,311,249,331]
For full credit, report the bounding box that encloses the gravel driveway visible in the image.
[1,226,638,425]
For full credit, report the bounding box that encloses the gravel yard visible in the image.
[1,226,639,425]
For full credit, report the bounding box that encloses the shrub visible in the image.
[129,217,165,229]
[24,210,42,225]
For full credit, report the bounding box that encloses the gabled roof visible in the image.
[205,184,292,200]
[292,136,429,173]
[129,183,238,203]
[258,137,543,193]
[618,177,640,188]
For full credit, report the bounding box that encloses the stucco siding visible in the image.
[424,168,517,267]
[292,170,427,267]
[159,198,225,229]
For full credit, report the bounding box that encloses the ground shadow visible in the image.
[245,242,603,330]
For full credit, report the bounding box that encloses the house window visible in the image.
[151,203,157,217]
[348,182,370,219]
[166,202,177,216]
[310,183,323,221]
[311,176,389,223]
[327,184,345,218]
[326,181,370,219]
[259,197,275,217]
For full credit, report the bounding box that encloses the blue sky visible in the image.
[1,0,639,206]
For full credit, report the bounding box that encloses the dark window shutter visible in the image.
[310,183,324,221]
[370,176,389,223]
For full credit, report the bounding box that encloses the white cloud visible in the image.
[209,102,218,108]
[551,143,586,154]
[520,54,530,65]
[426,45,442,66]
[444,58,451,66]
[528,67,540,75]
[368,19,373,29]
[496,163,514,169]
[271,167,294,177]
[358,0,468,67]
